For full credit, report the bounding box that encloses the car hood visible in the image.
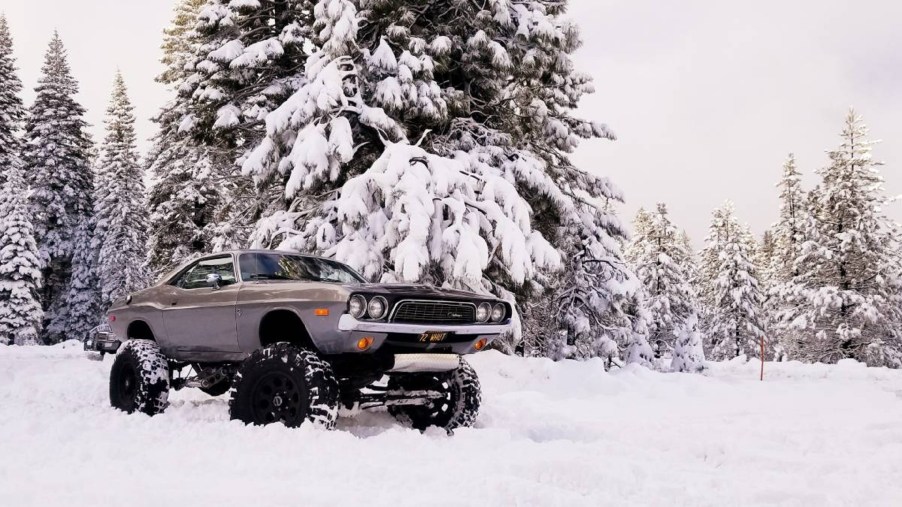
[346,283,493,301]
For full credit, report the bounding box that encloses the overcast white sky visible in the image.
[3,0,900,242]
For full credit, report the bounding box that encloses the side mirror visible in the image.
[206,273,223,290]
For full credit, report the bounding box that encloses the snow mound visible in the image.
[2,344,902,505]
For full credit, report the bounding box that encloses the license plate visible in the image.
[419,332,448,343]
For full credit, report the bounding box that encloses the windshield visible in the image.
[239,253,366,284]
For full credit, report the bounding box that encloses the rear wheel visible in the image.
[229,343,339,429]
[109,340,170,416]
[388,358,481,432]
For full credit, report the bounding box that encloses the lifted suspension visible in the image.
[170,363,235,391]
[355,383,445,410]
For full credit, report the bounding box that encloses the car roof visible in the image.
[155,250,341,286]
[218,249,333,261]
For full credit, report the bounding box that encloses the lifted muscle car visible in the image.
[87,250,512,431]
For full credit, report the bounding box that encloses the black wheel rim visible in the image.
[249,372,304,426]
[399,375,459,427]
[117,365,138,411]
[424,378,458,419]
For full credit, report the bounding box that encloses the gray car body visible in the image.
[107,250,512,363]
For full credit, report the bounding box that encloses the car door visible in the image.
[162,255,241,359]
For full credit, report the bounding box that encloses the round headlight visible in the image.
[348,295,367,318]
[491,303,505,322]
[476,302,491,322]
[367,296,387,320]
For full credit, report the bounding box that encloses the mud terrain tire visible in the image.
[109,339,170,416]
[388,358,481,432]
[229,343,339,429]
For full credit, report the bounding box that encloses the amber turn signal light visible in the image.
[474,338,488,351]
[357,337,375,351]
[314,308,330,316]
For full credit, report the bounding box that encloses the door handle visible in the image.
[170,301,178,306]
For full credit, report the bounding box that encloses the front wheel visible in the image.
[387,358,481,432]
[109,340,170,415]
[229,343,339,429]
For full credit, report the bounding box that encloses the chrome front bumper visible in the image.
[388,353,461,373]
[337,314,511,335]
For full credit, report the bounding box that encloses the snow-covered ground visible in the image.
[2,344,902,506]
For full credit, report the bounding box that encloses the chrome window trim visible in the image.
[171,254,239,290]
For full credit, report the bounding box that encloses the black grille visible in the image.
[391,301,476,324]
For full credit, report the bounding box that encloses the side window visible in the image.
[239,253,260,281]
[175,256,237,289]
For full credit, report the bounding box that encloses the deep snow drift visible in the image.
[2,343,902,506]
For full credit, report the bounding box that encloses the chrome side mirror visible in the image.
[206,273,223,290]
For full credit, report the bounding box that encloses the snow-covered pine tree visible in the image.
[757,230,776,291]
[671,313,705,373]
[0,167,44,345]
[182,0,317,151]
[623,299,656,367]
[678,228,702,291]
[0,18,43,345]
[776,111,902,366]
[95,72,148,307]
[22,32,96,343]
[180,0,319,235]
[756,228,785,357]
[673,229,706,372]
[232,0,637,359]
[63,219,101,341]
[627,208,653,253]
[625,204,699,360]
[679,230,696,263]
[700,202,766,360]
[767,154,813,359]
[146,0,232,275]
[0,15,24,187]
[158,0,207,86]
[772,154,808,282]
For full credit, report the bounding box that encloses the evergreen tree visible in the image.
[146,0,229,275]
[0,18,43,345]
[0,168,44,345]
[756,228,784,357]
[182,0,317,154]
[775,111,902,366]
[767,156,809,358]
[678,229,702,292]
[0,15,24,186]
[223,0,635,357]
[772,154,808,282]
[158,0,208,86]
[673,229,706,372]
[63,219,101,340]
[671,313,705,373]
[22,32,95,343]
[625,204,699,359]
[757,230,776,291]
[95,72,148,307]
[700,202,766,360]
[623,298,655,368]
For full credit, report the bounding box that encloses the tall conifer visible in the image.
[22,32,96,343]
[775,111,902,366]
[95,72,148,307]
